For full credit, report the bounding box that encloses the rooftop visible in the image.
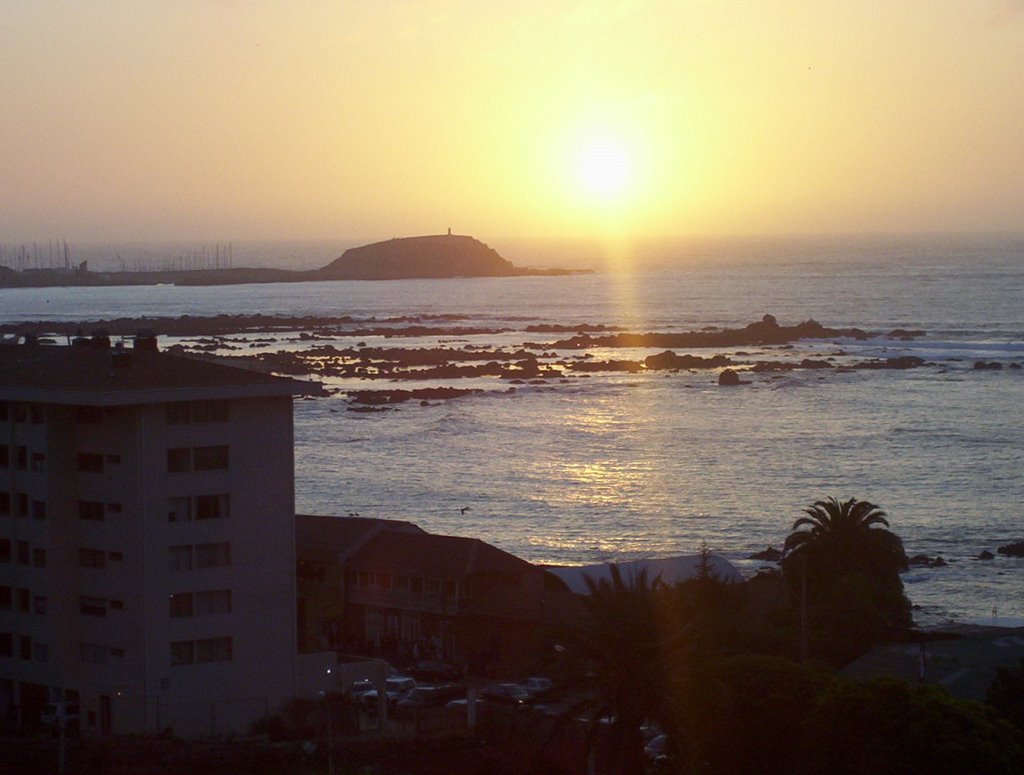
[345,529,537,580]
[0,339,319,405]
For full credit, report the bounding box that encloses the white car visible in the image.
[520,676,554,698]
[41,701,80,730]
[360,676,417,710]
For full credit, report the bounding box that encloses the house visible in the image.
[296,516,577,678]
[0,334,322,736]
[296,514,424,654]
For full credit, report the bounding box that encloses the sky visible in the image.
[2,1,1024,244]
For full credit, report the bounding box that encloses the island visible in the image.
[0,234,587,288]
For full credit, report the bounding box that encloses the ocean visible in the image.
[2,233,1022,627]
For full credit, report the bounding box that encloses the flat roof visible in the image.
[0,342,320,405]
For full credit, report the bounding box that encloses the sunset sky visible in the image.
[3,1,1024,243]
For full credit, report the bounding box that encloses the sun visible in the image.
[576,135,634,202]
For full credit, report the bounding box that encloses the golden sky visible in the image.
[3,1,1024,243]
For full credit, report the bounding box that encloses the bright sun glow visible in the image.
[576,136,634,201]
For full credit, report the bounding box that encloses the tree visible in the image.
[986,657,1024,732]
[548,565,686,775]
[782,495,913,659]
[799,677,1024,774]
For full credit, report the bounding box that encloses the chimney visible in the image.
[134,329,159,353]
[90,329,111,349]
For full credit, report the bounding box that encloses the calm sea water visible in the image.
[2,234,1022,626]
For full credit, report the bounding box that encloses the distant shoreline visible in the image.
[0,233,590,288]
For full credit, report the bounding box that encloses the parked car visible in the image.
[347,678,376,700]
[395,684,466,716]
[360,676,417,710]
[407,660,461,682]
[41,702,80,730]
[480,683,532,705]
[644,734,671,763]
[445,697,487,719]
[520,676,555,698]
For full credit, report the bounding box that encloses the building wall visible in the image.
[1,395,298,736]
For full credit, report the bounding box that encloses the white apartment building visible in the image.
[0,334,315,736]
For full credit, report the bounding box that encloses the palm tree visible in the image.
[782,497,910,638]
[547,565,686,774]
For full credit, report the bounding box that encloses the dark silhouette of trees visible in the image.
[799,677,1024,774]
[986,657,1024,732]
[781,497,911,661]
[549,565,686,775]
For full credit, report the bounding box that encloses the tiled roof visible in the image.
[345,530,535,580]
[0,342,317,404]
[295,514,425,564]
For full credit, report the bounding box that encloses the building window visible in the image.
[107,502,122,514]
[166,403,192,425]
[169,545,193,571]
[193,446,228,471]
[195,589,232,615]
[0,540,9,563]
[32,501,46,520]
[167,497,192,522]
[30,453,45,472]
[75,406,104,424]
[108,599,124,611]
[105,454,121,465]
[16,493,28,517]
[19,635,32,660]
[79,548,106,568]
[196,637,232,663]
[167,448,191,473]
[195,542,231,568]
[17,588,29,613]
[16,446,27,470]
[169,593,194,618]
[195,494,229,520]
[32,548,46,568]
[110,647,125,659]
[14,404,27,423]
[78,501,105,521]
[0,446,8,469]
[77,453,104,472]
[33,643,49,663]
[109,551,123,562]
[17,541,29,565]
[0,492,8,515]
[80,597,107,616]
[170,641,195,666]
[33,596,47,615]
[193,401,229,423]
[0,586,11,609]
[80,643,108,664]
[29,405,44,424]
[167,400,229,424]
[0,633,12,657]
[0,401,7,421]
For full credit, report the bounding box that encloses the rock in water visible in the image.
[320,234,516,280]
[718,368,741,386]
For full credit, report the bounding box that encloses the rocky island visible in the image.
[0,234,585,288]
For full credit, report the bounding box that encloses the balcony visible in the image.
[347,587,459,615]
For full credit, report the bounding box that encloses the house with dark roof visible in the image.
[295,514,424,653]
[296,516,576,678]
